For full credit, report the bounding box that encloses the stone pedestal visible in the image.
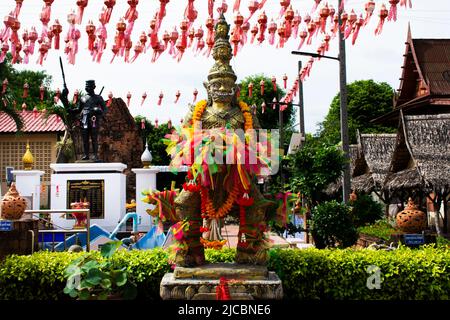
[50,163,126,231]
[11,170,44,211]
[0,218,39,261]
[160,263,283,300]
[131,168,159,230]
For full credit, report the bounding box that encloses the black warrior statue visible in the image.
[61,80,106,161]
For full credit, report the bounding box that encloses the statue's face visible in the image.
[85,85,95,95]
[208,79,236,104]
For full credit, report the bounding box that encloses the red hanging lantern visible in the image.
[279,0,290,18]
[260,79,265,96]
[257,11,267,43]
[39,84,45,101]
[352,15,365,45]
[267,20,277,46]
[156,0,170,32]
[261,101,266,114]
[21,102,27,111]
[184,0,198,26]
[375,4,389,35]
[33,106,38,118]
[340,11,348,33]
[364,1,376,26]
[154,118,159,128]
[292,11,301,38]
[107,92,113,107]
[306,21,316,45]
[248,82,253,97]
[72,89,79,104]
[283,74,288,89]
[158,92,164,105]
[344,10,357,39]
[319,3,330,34]
[141,92,147,106]
[22,83,29,99]
[188,28,195,47]
[388,0,400,22]
[140,118,145,129]
[85,20,96,52]
[168,119,172,129]
[14,0,24,18]
[100,0,116,25]
[175,90,181,103]
[245,1,259,23]
[76,0,89,24]
[193,88,198,102]
[250,24,258,44]
[271,76,277,92]
[126,92,131,107]
[50,19,62,49]
[2,79,8,95]
[284,5,294,40]
[277,22,287,48]
[0,43,9,64]
[217,0,228,15]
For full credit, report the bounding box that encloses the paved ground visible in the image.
[221,224,295,249]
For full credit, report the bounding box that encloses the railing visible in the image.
[24,209,91,252]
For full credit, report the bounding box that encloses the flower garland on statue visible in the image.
[190,99,254,221]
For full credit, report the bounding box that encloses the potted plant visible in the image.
[63,241,137,300]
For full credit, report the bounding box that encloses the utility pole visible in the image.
[278,96,285,186]
[338,0,351,203]
[298,60,305,145]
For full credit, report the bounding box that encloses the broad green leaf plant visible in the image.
[63,241,137,300]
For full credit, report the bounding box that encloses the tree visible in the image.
[0,54,54,111]
[317,80,396,145]
[134,116,172,165]
[0,54,55,132]
[287,140,347,207]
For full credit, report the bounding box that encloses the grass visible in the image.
[357,219,401,241]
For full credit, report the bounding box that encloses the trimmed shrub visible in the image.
[351,194,384,227]
[1,247,450,300]
[311,200,358,248]
[268,246,450,300]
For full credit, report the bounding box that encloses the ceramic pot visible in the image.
[396,198,426,233]
[1,183,27,220]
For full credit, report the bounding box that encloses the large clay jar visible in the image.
[396,198,426,233]
[1,183,27,220]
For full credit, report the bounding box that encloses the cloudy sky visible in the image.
[2,0,450,134]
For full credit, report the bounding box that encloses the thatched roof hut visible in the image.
[384,112,450,195]
[357,133,397,194]
[325,133,397,197]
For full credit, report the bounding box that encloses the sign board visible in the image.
[0,220,13,231]
[5,167,14,185]
[403,234,425,246]
[67,180,105,219]
[288,133,305,155]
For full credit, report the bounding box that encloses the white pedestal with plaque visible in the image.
[50,163,126,231]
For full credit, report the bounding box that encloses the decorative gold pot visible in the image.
[1,183,27,220]
[396,198,426,233]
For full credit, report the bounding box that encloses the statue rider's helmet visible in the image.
[85,80,96,94]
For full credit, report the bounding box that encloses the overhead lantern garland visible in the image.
[0,0,414,68]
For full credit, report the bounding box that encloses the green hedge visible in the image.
[268,246,450,300]
[1,247,449,300]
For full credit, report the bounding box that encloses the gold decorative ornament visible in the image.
[1,183,27,220]
[396,198,426,233]
[22,142,34,170]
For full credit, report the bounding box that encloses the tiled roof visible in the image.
[413,39,450,95]
[0,110,65,133]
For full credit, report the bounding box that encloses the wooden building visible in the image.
[384,113,450,233]
[373,27,450,125]
[0,110,65,206]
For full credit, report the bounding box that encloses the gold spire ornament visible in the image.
[22,142,34,170]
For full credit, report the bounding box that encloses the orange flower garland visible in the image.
[192,100,253,131]
[191,99,253,220]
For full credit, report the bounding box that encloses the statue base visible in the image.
[160,263,283,300]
